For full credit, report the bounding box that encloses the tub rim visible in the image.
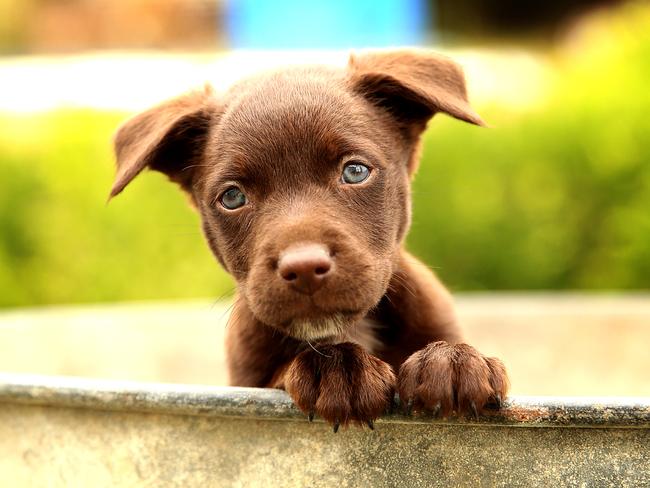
[2,373,649,428]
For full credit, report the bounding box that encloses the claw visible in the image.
[308,411,314,422]
[386,398,395,415]
[470,401,479,420]
[405,398,413,415]
[366,420,374,430]
[487,394,502,409]
[431,401,441,418]
[333,420,340,433]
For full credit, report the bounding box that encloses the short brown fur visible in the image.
[111,49,509,429]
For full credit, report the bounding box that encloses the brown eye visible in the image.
[220,186,247,210]
[341,162,370,184]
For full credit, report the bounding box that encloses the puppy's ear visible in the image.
[348,50,485,131]
[110,85,217,199]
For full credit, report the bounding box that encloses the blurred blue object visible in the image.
[224,0,430,49]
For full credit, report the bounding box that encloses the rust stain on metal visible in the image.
[501,405,551,423]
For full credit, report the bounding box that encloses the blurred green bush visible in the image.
[410,3,650,291]
[0,4,649,307]
[0,111,233,307]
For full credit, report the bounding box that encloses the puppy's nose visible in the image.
[278,244,333,295]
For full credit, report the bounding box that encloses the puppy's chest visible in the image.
[331,317,383,355]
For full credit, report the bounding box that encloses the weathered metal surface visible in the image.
[1,374,649,487]
[2,373,650,428]
[1,295,649,485]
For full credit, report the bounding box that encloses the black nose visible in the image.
[278,244,333,295]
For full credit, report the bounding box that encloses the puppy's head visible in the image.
[111,50,483,341]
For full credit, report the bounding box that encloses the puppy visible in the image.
[110,49,509,430]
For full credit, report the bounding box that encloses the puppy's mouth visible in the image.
[243,246,393,341]
[284,311,360,341]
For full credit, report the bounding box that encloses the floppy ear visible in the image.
[348,49,485,132]
[110,85,217,199]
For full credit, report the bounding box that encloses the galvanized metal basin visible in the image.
[1,374,649,487]
[1,294,649,486]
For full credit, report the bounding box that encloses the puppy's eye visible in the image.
[341,162,370,184]
[220,186,247,210]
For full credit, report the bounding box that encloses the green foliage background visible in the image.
[0,4,649,307]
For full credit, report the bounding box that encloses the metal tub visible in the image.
[1,294,649,486]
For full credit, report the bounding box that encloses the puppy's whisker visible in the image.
[403,254,442,272]
[382,292,396,308]
[389,272,418,298]
[212,287,237,305]
[306,340,333,358]
[219,301,237,325]
[181,164,213,172]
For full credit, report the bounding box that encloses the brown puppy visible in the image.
[110,49,509,430]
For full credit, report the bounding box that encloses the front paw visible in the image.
[284,342,395,431]
[397,341,509,418]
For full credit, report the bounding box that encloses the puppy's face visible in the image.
[197,69,409,339]
[110,50,483,340]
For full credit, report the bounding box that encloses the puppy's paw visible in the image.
[285,342,395,431]
[397,341,509,418]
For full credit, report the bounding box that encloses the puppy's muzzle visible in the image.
[277,243,333,295]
